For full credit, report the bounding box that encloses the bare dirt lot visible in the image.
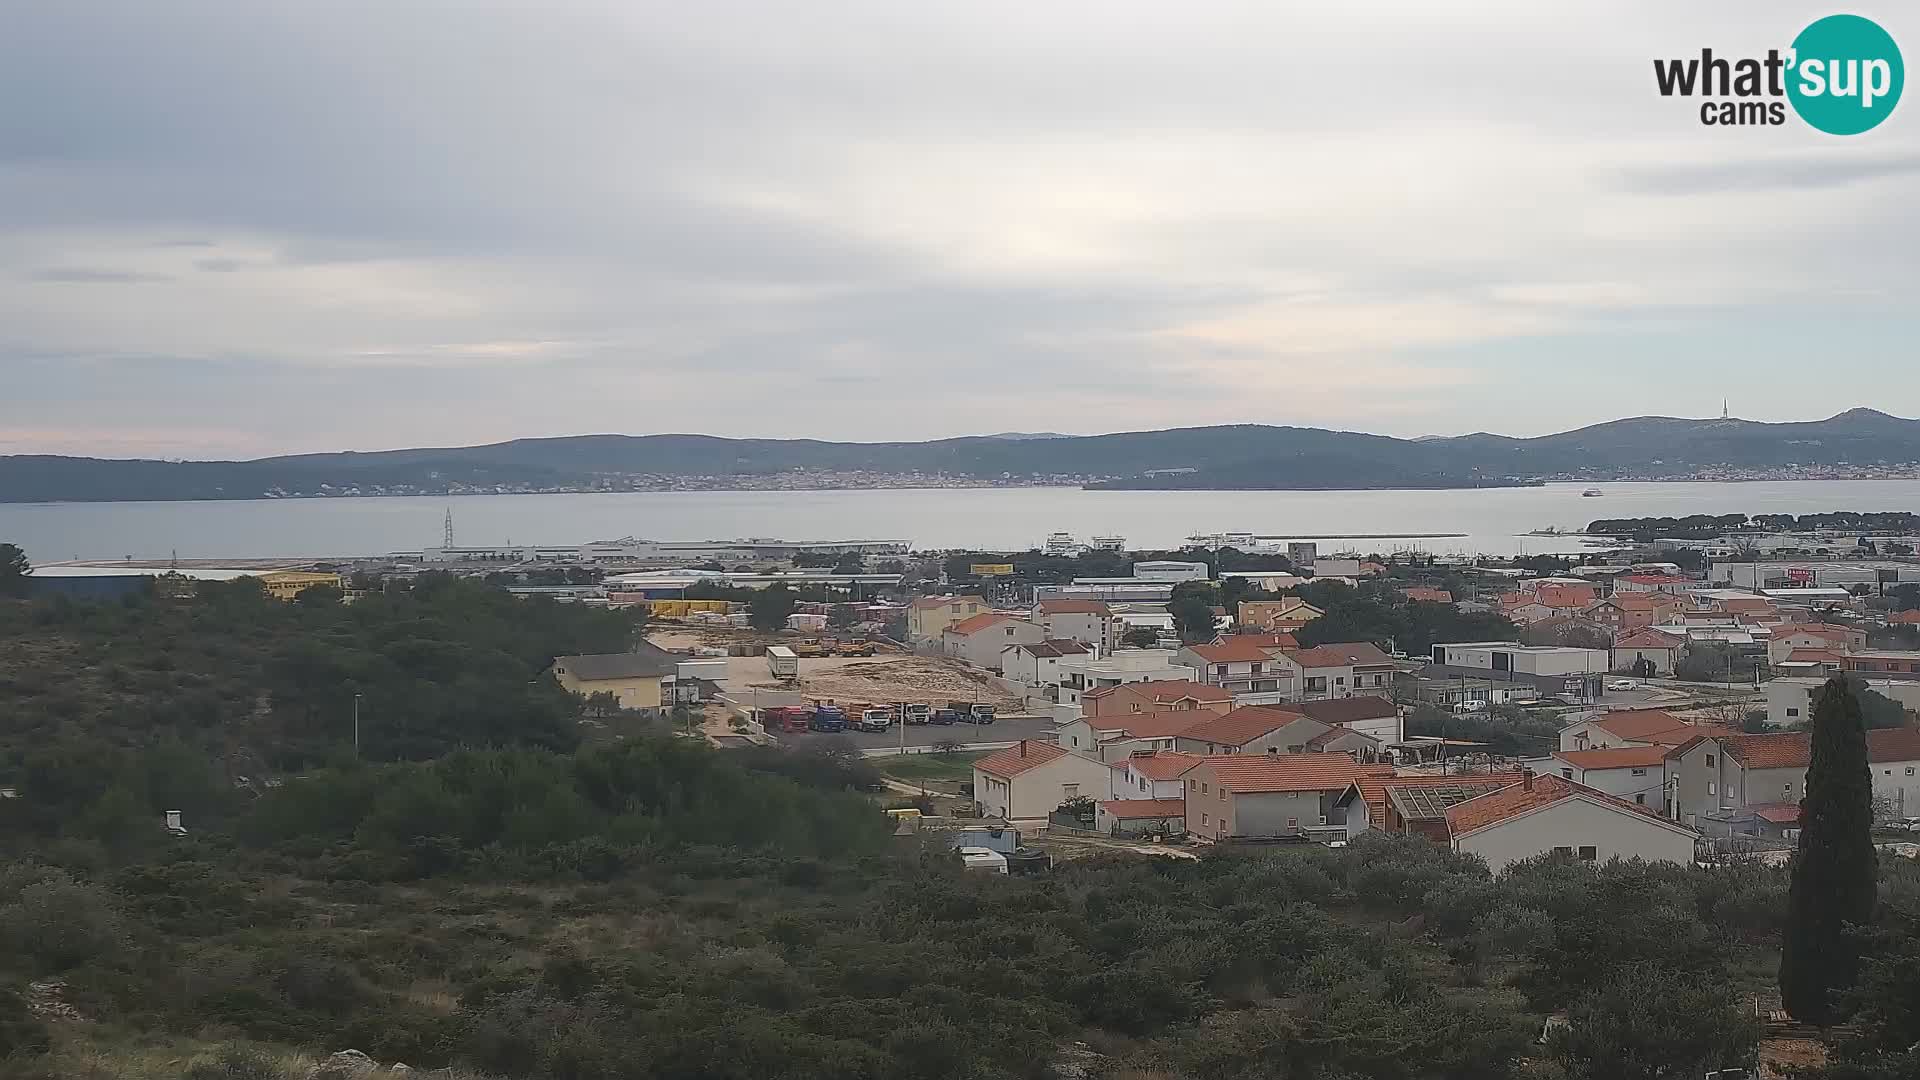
[732,654,1022,710]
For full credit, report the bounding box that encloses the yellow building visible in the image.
[549,644,679,713]
[257,570,344,601]
[907,594,988,643]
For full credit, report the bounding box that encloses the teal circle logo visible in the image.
[1787,14,1903,134]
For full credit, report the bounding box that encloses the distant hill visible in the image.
[4,409,1918,502]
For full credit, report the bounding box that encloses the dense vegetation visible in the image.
[5,581,1920,1079]
[1288,579,1517,655]
[1586,511,1920,539]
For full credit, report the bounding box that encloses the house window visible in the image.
[1787,708,1799,717]
[1201,812,1209,825]
[1635,793,1646,805]
[1578,846,1598,861]
[1784,783,1793,794]
[1219,789,1226,801]
[1631,768,1647,776]
[1705,754,1715,767]
[1908,767,1916,776]
[1062,784,1079,798]
[1287,817,1298,828]
[1335,676,1346,685]
[1201,782,1209,794]
[1189,779,1197,791]
[1267,746,1278,754]
[1560,768,1573,780]
[1553,845,1572,856]
[1708,782,1716,796]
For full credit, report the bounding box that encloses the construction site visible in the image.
[647,624,1025,712]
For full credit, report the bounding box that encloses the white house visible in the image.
[1054,649,1199,707]
[1176,638,1298,697]
[1558,709,1734,753]
[1611,628,1686,676]
[971,741,1116,821]
[1527,746,1668,809]
[1444,773,1699,874]
[1108,749,1204,800]
[999,639,1090,689]
[1286,642,1396,700]
[1769,676,1920,728]
[1032,599,1116,651]
[943,614,1045,670]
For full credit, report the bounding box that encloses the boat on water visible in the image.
[1581,488,1604,497]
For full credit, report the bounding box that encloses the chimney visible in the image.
[1521,769,1533,791]
[1019,741,1028,758]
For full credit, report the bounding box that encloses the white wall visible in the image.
[1455,795,1696,874]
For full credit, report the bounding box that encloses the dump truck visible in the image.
[808,704,848,733]
[789,639,831,658]
[902,703,932,725]
[766,646,799,680]
[836,640,875,657]
[947,701,997,724]
[762,705,812,733]
[854,707,894,733]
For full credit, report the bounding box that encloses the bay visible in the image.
[7,480,1920,564]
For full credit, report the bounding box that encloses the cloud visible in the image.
[1,1,1918,454]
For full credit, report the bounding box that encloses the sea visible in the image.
[7,480,1920,565]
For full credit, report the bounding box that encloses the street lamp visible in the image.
[352,692,363,757]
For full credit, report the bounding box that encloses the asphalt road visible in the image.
[768,712,1057,750]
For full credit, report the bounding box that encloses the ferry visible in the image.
[1043,532,1081,557]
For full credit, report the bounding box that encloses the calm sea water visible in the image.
[7,480,1920,564]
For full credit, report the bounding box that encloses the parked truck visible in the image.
[947,700,997,724]
[808,704,848,733]
[766,645,799,680]
[902,702,933,725]
[762,705,812,733]
[854,707,894,733]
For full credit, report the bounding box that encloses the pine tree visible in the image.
[1779,675,1878,1025]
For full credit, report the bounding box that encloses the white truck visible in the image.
[766,645,799,680]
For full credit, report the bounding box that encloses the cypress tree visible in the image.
[1778,676,1878,1025]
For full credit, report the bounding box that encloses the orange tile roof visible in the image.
[945,612,1010,636]
[1181,706,1316,748]
[1784,647,1843,665]
[1037,599,1111,615]
[974,740,1070,778]
[1400,587,1454,604]
[1271,695,1399,726]
[1286,642,1393,668]
[1444,774,1677,837]
[1888,610,1920,624]
[1774,623,1856,639]
[1687,728,1920,771]
[1750,803,1801,825]
[1869,727,1920,762]
[1199,753,1390,794]
[1187,637,1286,663]
[1234,632,1300,649]
[1344,771,1522,826]
[1092,712,1217,739]
[1119,750,1206,779]
[1553,746,1669,770]
[1085,679,1234,704]
[1589,709,1735,747]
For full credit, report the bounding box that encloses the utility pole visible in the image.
[352,692,363,757]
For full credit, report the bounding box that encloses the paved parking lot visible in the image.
[767,712,1057,749]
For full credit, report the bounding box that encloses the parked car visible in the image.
[1605,678,1638,691]
[1454,700,1489,714]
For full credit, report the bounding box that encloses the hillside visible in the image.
[5,409,1920,501]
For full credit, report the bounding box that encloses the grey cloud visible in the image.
[1618,152,1920,195]
[30,267,169,284]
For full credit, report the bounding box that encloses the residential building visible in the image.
[1768,676,1920,727]
[907,594,988,643]
[1271,695,1404,743]
[1175,707,1330,756]
[971,741,1115,821]
[1287,642,1395,699]
[1840,650,1920,679]
[1108,749,1205,800]
[1666,728,1920,826]
[1399,586,1454,604]
[1335,772,1525,839]
[1237,598,1324,631]
[1558,708,1734,753]
[1584,593,1678,634]
[1177,638,1298,697]
[943,614,1045,669]
[1000,639,1090,689]
[1444,773,1699,873]
[1054,650,1199,706]
[1532,746,1668,808]
[1058,711,1218,761]
[1180,754,1391,842]
[1095,798,1189,837]
[258,570,345,601]
[1429,641,1607,700]
[1079,679,1235,720]
[1615,573,1696,597]
[1031,599,1116,651]
[549,643,680,713]
[1611,627,1686,676]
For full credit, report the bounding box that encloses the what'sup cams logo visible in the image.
[1654,14,1903,133]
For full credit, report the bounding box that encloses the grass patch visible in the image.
[877,750,986,786]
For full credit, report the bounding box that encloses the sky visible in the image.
[2,1,1918,458]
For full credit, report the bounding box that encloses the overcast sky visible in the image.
[3,2,1917,458]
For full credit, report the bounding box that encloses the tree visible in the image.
[749,583,798,632]
[1120,627,1160,649]
[1171,596,1216,643]
[1780,677,1878,1025]
[1551,963,1759,1080]
[0,542,29,598]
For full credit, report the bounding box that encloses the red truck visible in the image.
[762,706,812,733]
